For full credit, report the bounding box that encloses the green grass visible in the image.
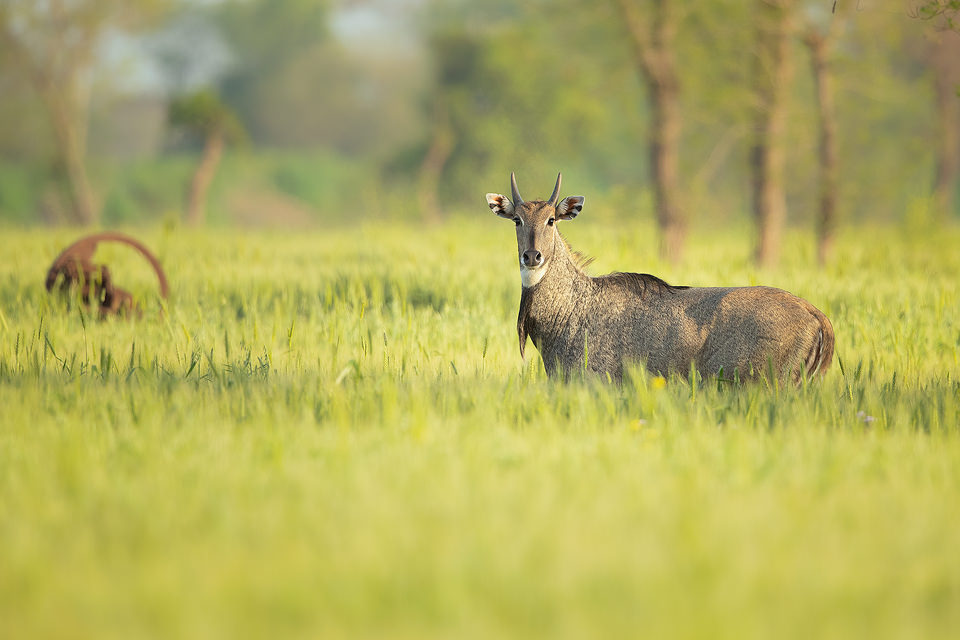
[1,219,959,639]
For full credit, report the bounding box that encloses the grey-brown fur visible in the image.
[487,173,835,382]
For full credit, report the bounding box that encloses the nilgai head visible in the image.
[486,172,584,288]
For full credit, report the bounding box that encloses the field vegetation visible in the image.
[1,220,958,638]
[1,0,958,636]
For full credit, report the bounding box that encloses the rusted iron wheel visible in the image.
[45,232,169,318]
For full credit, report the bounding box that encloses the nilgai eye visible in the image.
[547,218,555,226]
[513,217,521,226]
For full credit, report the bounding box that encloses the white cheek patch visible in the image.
[520,265,547,288]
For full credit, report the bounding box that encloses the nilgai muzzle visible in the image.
[486,173,834,382]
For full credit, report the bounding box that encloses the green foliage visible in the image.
[168,89,246,145]
[403,0,955,223]
[94,151,373,226]
[912,0,960,31]
[100,157,195,225]
[267,152,366,209]
[417,8,646,206]
[1,222,959,637]
[0,162,46,224]
[216,0,331,144]
[0,0,956,227]
[218,0,329,70]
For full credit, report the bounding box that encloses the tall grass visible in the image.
[1,220,958,639]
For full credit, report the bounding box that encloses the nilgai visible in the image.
[485,173,834,382]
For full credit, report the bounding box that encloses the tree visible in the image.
[927,30,960,221]
[416,30,481,222]
[416,93,454,222]
[0,0,167,225]
[408,1,640,217]
[614,0,686,263]
[751,0,796,267]
[168,90,245,226]
[802,2,848,265]
[910,1,960,222]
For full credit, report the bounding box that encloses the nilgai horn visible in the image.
[485,173,834,382]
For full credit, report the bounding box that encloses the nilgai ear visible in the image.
[556,196,584,220]
[486,193,516,219]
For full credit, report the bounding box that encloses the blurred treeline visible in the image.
[0,1,957,253]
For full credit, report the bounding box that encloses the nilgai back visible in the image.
[486,173,834,382]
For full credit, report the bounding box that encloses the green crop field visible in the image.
[1,219,959,639]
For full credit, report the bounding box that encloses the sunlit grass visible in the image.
[1,220,959,639]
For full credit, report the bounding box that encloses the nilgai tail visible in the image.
[800,298,835,380]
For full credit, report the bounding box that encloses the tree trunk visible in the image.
[1,5,99,226]
[650,56,684,262]
[805,31,838,266]
[417,95,454,223]
[39,82,97,226]
[930,32,960,221]
[615,0,685,263]
[751,0,793,268]
[186,129,225,227]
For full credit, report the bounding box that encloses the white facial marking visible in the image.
[520,265,547,288]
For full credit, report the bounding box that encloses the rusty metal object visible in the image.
[45,232,169,318]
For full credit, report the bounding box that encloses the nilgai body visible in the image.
[486,173,835,382]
